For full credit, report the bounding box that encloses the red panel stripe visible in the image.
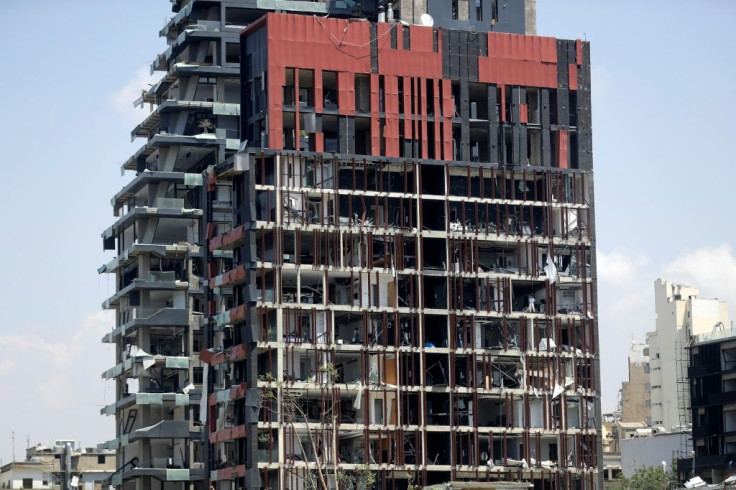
[568,64,578,91]
[370,73,380,155]
[557,130,569,169]
[404,76,412,139]
[442,79,453,159]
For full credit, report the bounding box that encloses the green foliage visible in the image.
[335,465,376,489]
[609,466,673,490]
[406,473,422,490]
[319,362,339,382]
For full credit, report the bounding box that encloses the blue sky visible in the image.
[0,1,735,465]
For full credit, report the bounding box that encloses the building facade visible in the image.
[619,343,650,425]
[647,278,730,432]
[103,0,596,489]
[201,9,599,490]
[683,327,736,484]
[0,442,114,490]
[98,2,366,489]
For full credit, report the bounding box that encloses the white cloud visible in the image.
[0,311,111,370]
[0,358,16,377]
[597,249,649,287]
[37,372,73,407]
[663,244,736,320]
[591,64,610,96]
[109,64,162,126]
[0,311,115,462]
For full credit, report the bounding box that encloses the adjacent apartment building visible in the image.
[619,342,651,426]
[647,278,730,432]
[0,442,114,490]
[682,323,736,484]
[102,1,600,489]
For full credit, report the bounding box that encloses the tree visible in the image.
[262,363,377,489]
[610,466,672,490]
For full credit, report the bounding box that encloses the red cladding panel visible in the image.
[420,77,428,158]
[576,40,583,66]
[557,130,569,169]
[252,13,582,161]
[568,64,578,91]
[315,133,324,153]
[338,71,355,115]
[266,15,372,73]
[479,32,558,88]
[293,71,300,144]
[442,79,453,159]
[520,103,528,123]
[412,77,418,153]
[487,33,557,62]
[370,73,380,155]
[403,76,412,139]
[500,85,506,122]
[377,24,443,78]
[385,75,400,156]
[314,68,323,112]
[433,78,441,159]
[479,59,557,88]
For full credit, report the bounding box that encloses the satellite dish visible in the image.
[420,13,434,27]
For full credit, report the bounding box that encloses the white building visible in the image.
[0,442,114,490]
[647,278,730,432]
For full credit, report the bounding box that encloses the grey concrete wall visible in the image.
[620,433,689,477]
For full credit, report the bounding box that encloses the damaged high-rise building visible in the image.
[101,1,599,489]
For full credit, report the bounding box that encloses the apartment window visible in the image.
[98,455,106,464]
[476,0,482,20]
[23,479,32,489]
[225,43,239,64]
[452,0,459,19]
[402,25,410,50]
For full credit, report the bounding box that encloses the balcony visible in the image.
[98,243,197,275]
[101,354,190,380]
[708,391,736,405]
[104,204,202,241]
[100,390,201,416]
[127,420,201,442]
[689,364,719,378]
[693,452,736,469]
[116,467,204,484]
[101,276,189,309]
[119,307,190,328]
[131,100,240,141]
[152,27,236,73]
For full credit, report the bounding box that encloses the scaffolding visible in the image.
[675,336,693,462]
